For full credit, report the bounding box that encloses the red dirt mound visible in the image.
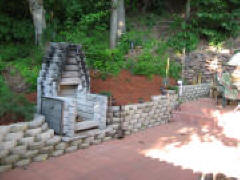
[91,70,176,105]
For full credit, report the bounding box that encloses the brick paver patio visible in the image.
[1,98,240,180]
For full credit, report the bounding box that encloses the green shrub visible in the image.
[89,49,124,77]
[129,43,181,80]
[167,31,199,53]
[0,14,34,43]
[0,44,34,62]
[191,0,240,44]
[0,76,34,121]
[2,46,43,91]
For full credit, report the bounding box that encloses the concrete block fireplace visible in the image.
[37,42,107,140]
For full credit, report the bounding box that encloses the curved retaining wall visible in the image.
[1,86,211,173]
[0,114,116,173]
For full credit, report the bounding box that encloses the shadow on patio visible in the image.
[140,98,240,179]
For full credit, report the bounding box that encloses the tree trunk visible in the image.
[182,0,191,81]
[110,0,118,49]
[117,0,126,39]
[185,0,191,21]
[142,0,149,13]
[28,0,46,46]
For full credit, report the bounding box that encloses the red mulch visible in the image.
[24,92,37,103]
[0,71,176,125]
[91,70,176,105]
[0,114,25,126]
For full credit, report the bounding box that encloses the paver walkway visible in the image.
[1,98,240,180]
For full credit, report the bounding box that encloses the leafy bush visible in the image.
[13,58,41,91]
[0,45,43,91]
[0,14,34,43]
[0,76,34,121]
[89,49,125,79]
[167,31,199,53]
[191,0,240,44]
[129,43,181,80]
[0,44,35,62]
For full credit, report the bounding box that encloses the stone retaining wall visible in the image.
[0,115,115,173]
[0,92,178,173]
[180,84,211,102]
[184,51,235,84]
[107,92,178,136]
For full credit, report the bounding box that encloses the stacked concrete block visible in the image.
[1,91,180,173]
[37,42,108,140]
[180,84,210,102]
[184,51,235,84]
[106,91,178,137]
[77,92,94,122]
[37,42,68,113]
[0,114,73,172]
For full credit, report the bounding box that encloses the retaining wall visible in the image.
[180,84,211,102]
[184,51,235,84]
[107,91,178,136]
[0,114,115,173]
[1,88,210,173]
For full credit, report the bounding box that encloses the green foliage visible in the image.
[129,42,181,80]
[0,44,35,62]
[0,14,34,43]
[89,49,124,78]
[0,77,34,121]
[13,58,41,91]
[0,44,43,91]
[167,31,199,53]
[191,0,240,45]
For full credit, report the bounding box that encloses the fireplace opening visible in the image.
[58,85,78,97]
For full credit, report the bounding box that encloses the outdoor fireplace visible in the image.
[37,42,107,139]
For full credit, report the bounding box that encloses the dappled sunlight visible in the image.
[216,111,240,139]
[141,99,240,178]
[208,57,219,71]
[141,133,240,178]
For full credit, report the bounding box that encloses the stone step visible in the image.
[0,141,17,151]
[36,129,54,142]
[46,136,61,146]
[0,165,12,173]
[0,126,10,137]
[65,65,79,71]
[28,114,45,129]
[19,137,34,146]
[75,121,99,131]
[62,129,101,142]
[25,128,42,137]
[14,159,31,168]
[4,132,24,142]
[10,123,28,133]
[60,77,81,85]
[33,154,48,162]
[62,71,79,78]
[66,58,78,65]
